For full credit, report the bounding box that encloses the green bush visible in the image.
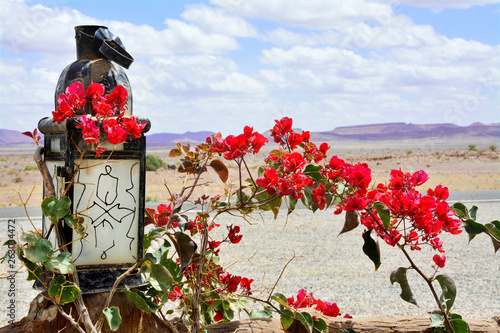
[24,165,38,171]
[146,155,166,171]
[468,144,477,151]
[490,144,497,152]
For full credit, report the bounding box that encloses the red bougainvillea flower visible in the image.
[95,145,107,158]
[167,286,184,301]
[321,302,340,317]
[208,240,221,255]
[270,117,293,144]
[240,277,254,294]
[93,102,114,118]
[428,184,450,201]
[105,85,128,110]
[53,82,87,122]
[88,84,128,117]
[76,115,100,144]
[256,167,279,194]
[123,116,147,139]
[219,126,268,160]
[433,254,446,268]
[227,224,243,244]
[218,272,242,292]
[344,196,368,212]
[288,289,315,309]
[214,310,224,322]
[103,118,128,145]
[155,203,173,227]
[288,290,342,317]
[383,229,402,247]
[312,183,328,210]
[86,82,105,101]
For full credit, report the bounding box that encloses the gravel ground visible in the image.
[1,200,499,328]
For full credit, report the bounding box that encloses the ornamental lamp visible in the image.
[37,25,150,293]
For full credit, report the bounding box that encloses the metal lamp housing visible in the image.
[37,25,150,293]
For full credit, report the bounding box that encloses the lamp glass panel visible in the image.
[72,159,140,266]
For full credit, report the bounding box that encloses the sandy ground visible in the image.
[0,145,498,207]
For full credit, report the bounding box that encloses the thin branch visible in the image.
[95,258,146,331]
[267,254,297,302]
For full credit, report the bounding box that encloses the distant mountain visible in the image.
[1,123,498,147]
[311,122,500,141]
[0,129,40,145]
[146,131,214,146]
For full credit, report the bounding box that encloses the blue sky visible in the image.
[0,0,499,135]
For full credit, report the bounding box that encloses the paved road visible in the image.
[0,190,498,220]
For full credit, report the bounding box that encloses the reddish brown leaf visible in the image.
[169,149,181,157]
[178,161,196,174]
[210,160,228,183]
[339,211,360,236]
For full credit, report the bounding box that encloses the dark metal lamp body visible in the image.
[38,25,150,294]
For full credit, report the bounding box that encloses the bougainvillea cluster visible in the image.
[52,81,146,156]
[127,115,469,331]
[287,289,349,318]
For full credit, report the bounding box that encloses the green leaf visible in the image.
[451,203,467,218]
[435,274,456,311]
[24,238,53,263]
[429,312,445,327]
[304,164,323,181]
[287,195,297,215]
[44,252,74,274]
[297,311,314,333]
[373,201,391,229]
[150,264,173,294]
[48,275,80,304]
[271,293,289,311]
[222,300,234,320]
[451,319,470,333]
[229,298,248,313]
[301,186,315,210]
[174,232,197,272]
[42,196,71,225]
[16,247,41,281]
[486,222,500,240]
[491,220,500,229]
[249,309,273,319]
[469,206,478,220]
[339,211,359,236]
[280,309,294,330]
[145,230,170,264]
[362,230,380,271]
[64,215,85,237]
[122,288,160,312]
[314,318,327,332]
[206,299,221,314]
[161,256,183,282]
[390,267,418,306]
[463,219,486,235]
[20,232,41,245]
[103,307,122,331]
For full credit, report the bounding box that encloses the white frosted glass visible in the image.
[72,159,140,266]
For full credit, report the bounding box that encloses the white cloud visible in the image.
[211,0,395,30]
[182,3,258,37]
[375,0,500,9]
